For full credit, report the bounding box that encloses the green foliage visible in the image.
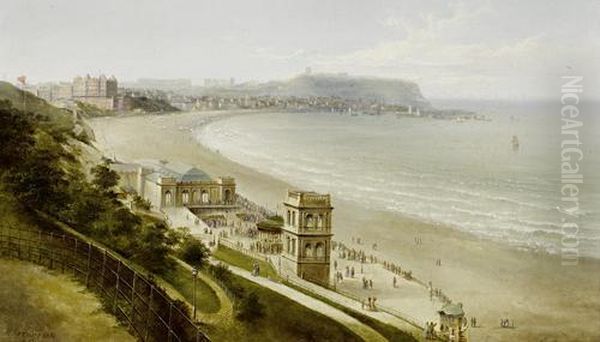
[3,132,71,214]
[0,90,177,276]
[131,222,176,274]
[75,101,113,117]
[91,161,119,196]
[124,95,179,113]
[0,82,75,137]
[0,100,35,170]
[236,291,265,322]
[162,263,221,314]
[133,194,151,211]
[267,215,284,224]
[177,238,210,268]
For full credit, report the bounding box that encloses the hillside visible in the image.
[192,73,431,108]
[123,95,180,113]
[261,74,430,107]
[0,81,74,132]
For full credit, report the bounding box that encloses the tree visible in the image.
[132,222,176,274]
[0,101,35,172]
[91,162,119,197]
[133,195,151,211]
[236,291,265,322]
[4,133,70,214]
[177,237,210,268]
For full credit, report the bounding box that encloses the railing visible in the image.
[218,237,271,263]
[0,225,210,342]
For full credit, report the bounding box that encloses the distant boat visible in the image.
[512,135,520,151]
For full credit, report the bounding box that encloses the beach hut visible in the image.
[438,302,468,341]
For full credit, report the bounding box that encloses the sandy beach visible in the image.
[90,111,600,342]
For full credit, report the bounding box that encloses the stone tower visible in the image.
[281,190,333,286]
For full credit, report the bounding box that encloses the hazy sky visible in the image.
[1,0,598,99]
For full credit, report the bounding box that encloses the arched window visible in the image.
[165,191,172,206]
[287,210,291,225]
[305,214,314,229]
[182,190,190,204]
[201,190,209,203]
[315,242,325,257]
[192,190,200,203]
[304,243,313,257]
[317,215,324,228]
[224,189,232,203]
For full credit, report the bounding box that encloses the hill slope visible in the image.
[260,74,430,107]
[192,73,431,108]
[0,81,74,132]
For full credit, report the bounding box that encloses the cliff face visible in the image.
[262,74,431,108]
[193,73,431,109]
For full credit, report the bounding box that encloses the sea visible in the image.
[196,100,600,258]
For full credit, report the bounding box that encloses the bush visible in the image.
[177,238,210,268]
[236,291,265,322]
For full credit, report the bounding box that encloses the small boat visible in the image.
[512,135,520,150]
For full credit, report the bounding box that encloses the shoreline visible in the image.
[90,110,600,341]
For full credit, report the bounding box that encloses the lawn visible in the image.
[284,281,419,342]
[162,263,221,314]
[212,245,280,280]
[206,272,362,342]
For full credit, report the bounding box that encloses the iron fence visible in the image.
[0,225,210,342]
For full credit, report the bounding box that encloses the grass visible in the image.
[212,245,280,280]
[206,271,363,342]
[284,281,419,342]
[0,258,134,341]
[162,263,221,314]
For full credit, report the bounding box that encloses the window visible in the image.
[182,190,189,204]
[292,212,296,226]
[201,190,209,203]
[305,214,314,229]
[315,242,325,257]
[304,243,313,257]
[224,189,232,203]
[317,215,323,228]
[287,210,291,225]
[165,191,172,206]
[192,190,200,203]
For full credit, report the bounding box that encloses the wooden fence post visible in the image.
[85,242,92,288]
[145,286,154,342]
[130,272,137,331]
[61,234,66,273]
[113,261,121,314]
[168,303,173,342]
[49,232,54,269]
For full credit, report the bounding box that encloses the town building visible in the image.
[72,74,118,110]
[110,160,236,214]
[280,190,333,286]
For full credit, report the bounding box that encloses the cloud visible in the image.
[305,1,597,99]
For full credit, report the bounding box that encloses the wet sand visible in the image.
[90,111,600,342]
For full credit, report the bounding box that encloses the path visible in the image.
[223,262,388,342]
[174,258,234,326]
[286,272,423,336]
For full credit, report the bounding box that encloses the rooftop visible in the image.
[137,159,213,182]
[438,303,465,316]
[285,189,332,208]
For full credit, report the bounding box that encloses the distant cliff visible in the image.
[259,74,430,108]
[194,73,431,109]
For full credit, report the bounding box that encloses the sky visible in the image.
[1,0,599,100]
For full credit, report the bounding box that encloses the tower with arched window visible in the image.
[281,190,333,286]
